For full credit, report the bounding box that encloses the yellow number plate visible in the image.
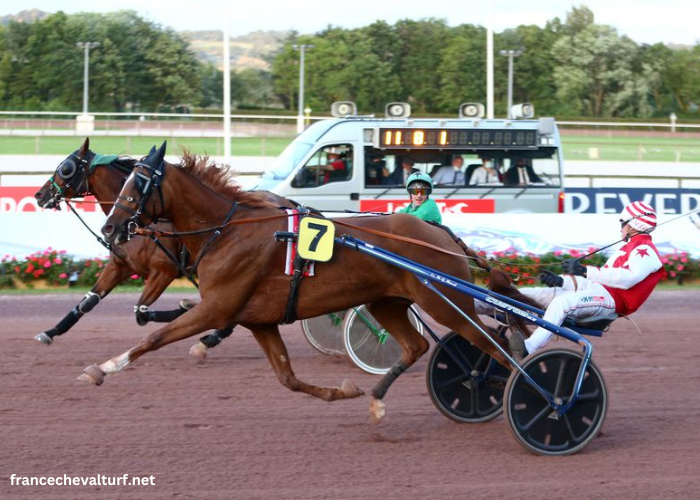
[298,217,335,262]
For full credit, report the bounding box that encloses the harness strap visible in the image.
[281,253,307,324]
[148,235,199,289]
[132,212,290,237]
[189,202,239,274]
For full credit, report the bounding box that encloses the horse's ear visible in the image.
[79,137,90,155]
[139,145,157,164]
[155,141,167,164]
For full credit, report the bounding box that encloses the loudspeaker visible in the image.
[385,102,411,118]
[511,102,535,119]
[459,102,485,119]
[330,101,357,117]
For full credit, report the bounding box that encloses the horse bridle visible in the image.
[49,150,97,203]
[113,158,166,239]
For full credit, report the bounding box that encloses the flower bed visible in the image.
[473,247,699,286]
[1,247,698,290]
[0,248,144,289]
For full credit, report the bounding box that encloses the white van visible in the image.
[255,103,565,213]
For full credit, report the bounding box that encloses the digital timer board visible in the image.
[377,128,539,149]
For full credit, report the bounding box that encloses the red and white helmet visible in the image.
[620,201,657,233]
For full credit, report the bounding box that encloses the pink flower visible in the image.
[681,257,688,263]
[59,250,67,254]
[54,258,62,265]
[95,272,100,277]
[131,274,139,280]
[677,265,684,271]
[670,271,677,278]
[44,261,52,268]
[59,273,67,279]
[661,257,669,264]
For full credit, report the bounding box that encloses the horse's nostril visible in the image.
[102,224,114,237]
[35,192,42,199]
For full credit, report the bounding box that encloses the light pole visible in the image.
[292,44,314,133]
[76,42,100,115]
[499,49,522,118]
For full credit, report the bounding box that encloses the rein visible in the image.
[64,199,112,252]
[132,212,481,266]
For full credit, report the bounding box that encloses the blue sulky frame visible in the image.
[336,234,605,418]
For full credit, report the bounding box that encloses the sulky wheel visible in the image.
[426,331,510,423]
[504,348,608,456]
[301,311,347,355]
[343,305,423,375]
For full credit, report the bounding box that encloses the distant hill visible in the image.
[1,9,288,71]
[0,8,51,25]
[180,29,290,71]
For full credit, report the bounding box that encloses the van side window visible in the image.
[292,145,353,188]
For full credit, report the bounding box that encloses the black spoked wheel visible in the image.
[504,348,608,456]
[426,331,510,423]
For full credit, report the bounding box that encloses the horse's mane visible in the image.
[177,152,273,208]
[111,156,138,172]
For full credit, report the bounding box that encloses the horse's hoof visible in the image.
[77,365,105,386]
[189,342,208,360]
[369,398,386,424]
[35,333,53,345]
[340,379,364,398]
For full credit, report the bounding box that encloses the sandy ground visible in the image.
[1,290,699,499]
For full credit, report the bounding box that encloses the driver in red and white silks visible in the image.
[478,201,666,358]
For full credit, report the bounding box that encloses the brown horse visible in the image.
[91,142,532,422]
[33,138,292,351]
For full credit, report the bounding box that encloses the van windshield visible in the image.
[262,120,336,180]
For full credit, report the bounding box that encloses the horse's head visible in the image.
[102,142,167,246]
[35,137,95,209]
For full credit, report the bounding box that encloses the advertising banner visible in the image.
[360,198,495,214]
[566,187,700,215]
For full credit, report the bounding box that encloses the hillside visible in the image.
[0,9,50,25]
[180,29,290,71]
[1,10,288,71]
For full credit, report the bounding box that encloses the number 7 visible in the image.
[307,222,328,252]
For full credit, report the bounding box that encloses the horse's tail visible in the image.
[432,222,543,335]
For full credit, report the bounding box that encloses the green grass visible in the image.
[562,135,700,162]
[0,136,293,157]
[1,132,699,161]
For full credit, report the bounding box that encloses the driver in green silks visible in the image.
[398,172,442,224]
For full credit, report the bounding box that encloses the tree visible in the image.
[394,19,450,113]
[438,24,487,114]
[552,13,653,117]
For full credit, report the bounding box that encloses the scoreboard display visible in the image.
[377,128,539,149]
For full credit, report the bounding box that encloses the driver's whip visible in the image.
[574,207,700,262]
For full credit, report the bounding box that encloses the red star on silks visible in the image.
[637,248,650,257]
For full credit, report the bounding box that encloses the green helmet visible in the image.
[406,172,433,193]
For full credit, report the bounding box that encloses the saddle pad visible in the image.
[284,209,315,276]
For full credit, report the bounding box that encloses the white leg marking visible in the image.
[99,351,132,374]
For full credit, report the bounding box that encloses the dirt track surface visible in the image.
[1,291,699,499]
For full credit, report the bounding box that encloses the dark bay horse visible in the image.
[34,138,290,351]
[91,142,532,422]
